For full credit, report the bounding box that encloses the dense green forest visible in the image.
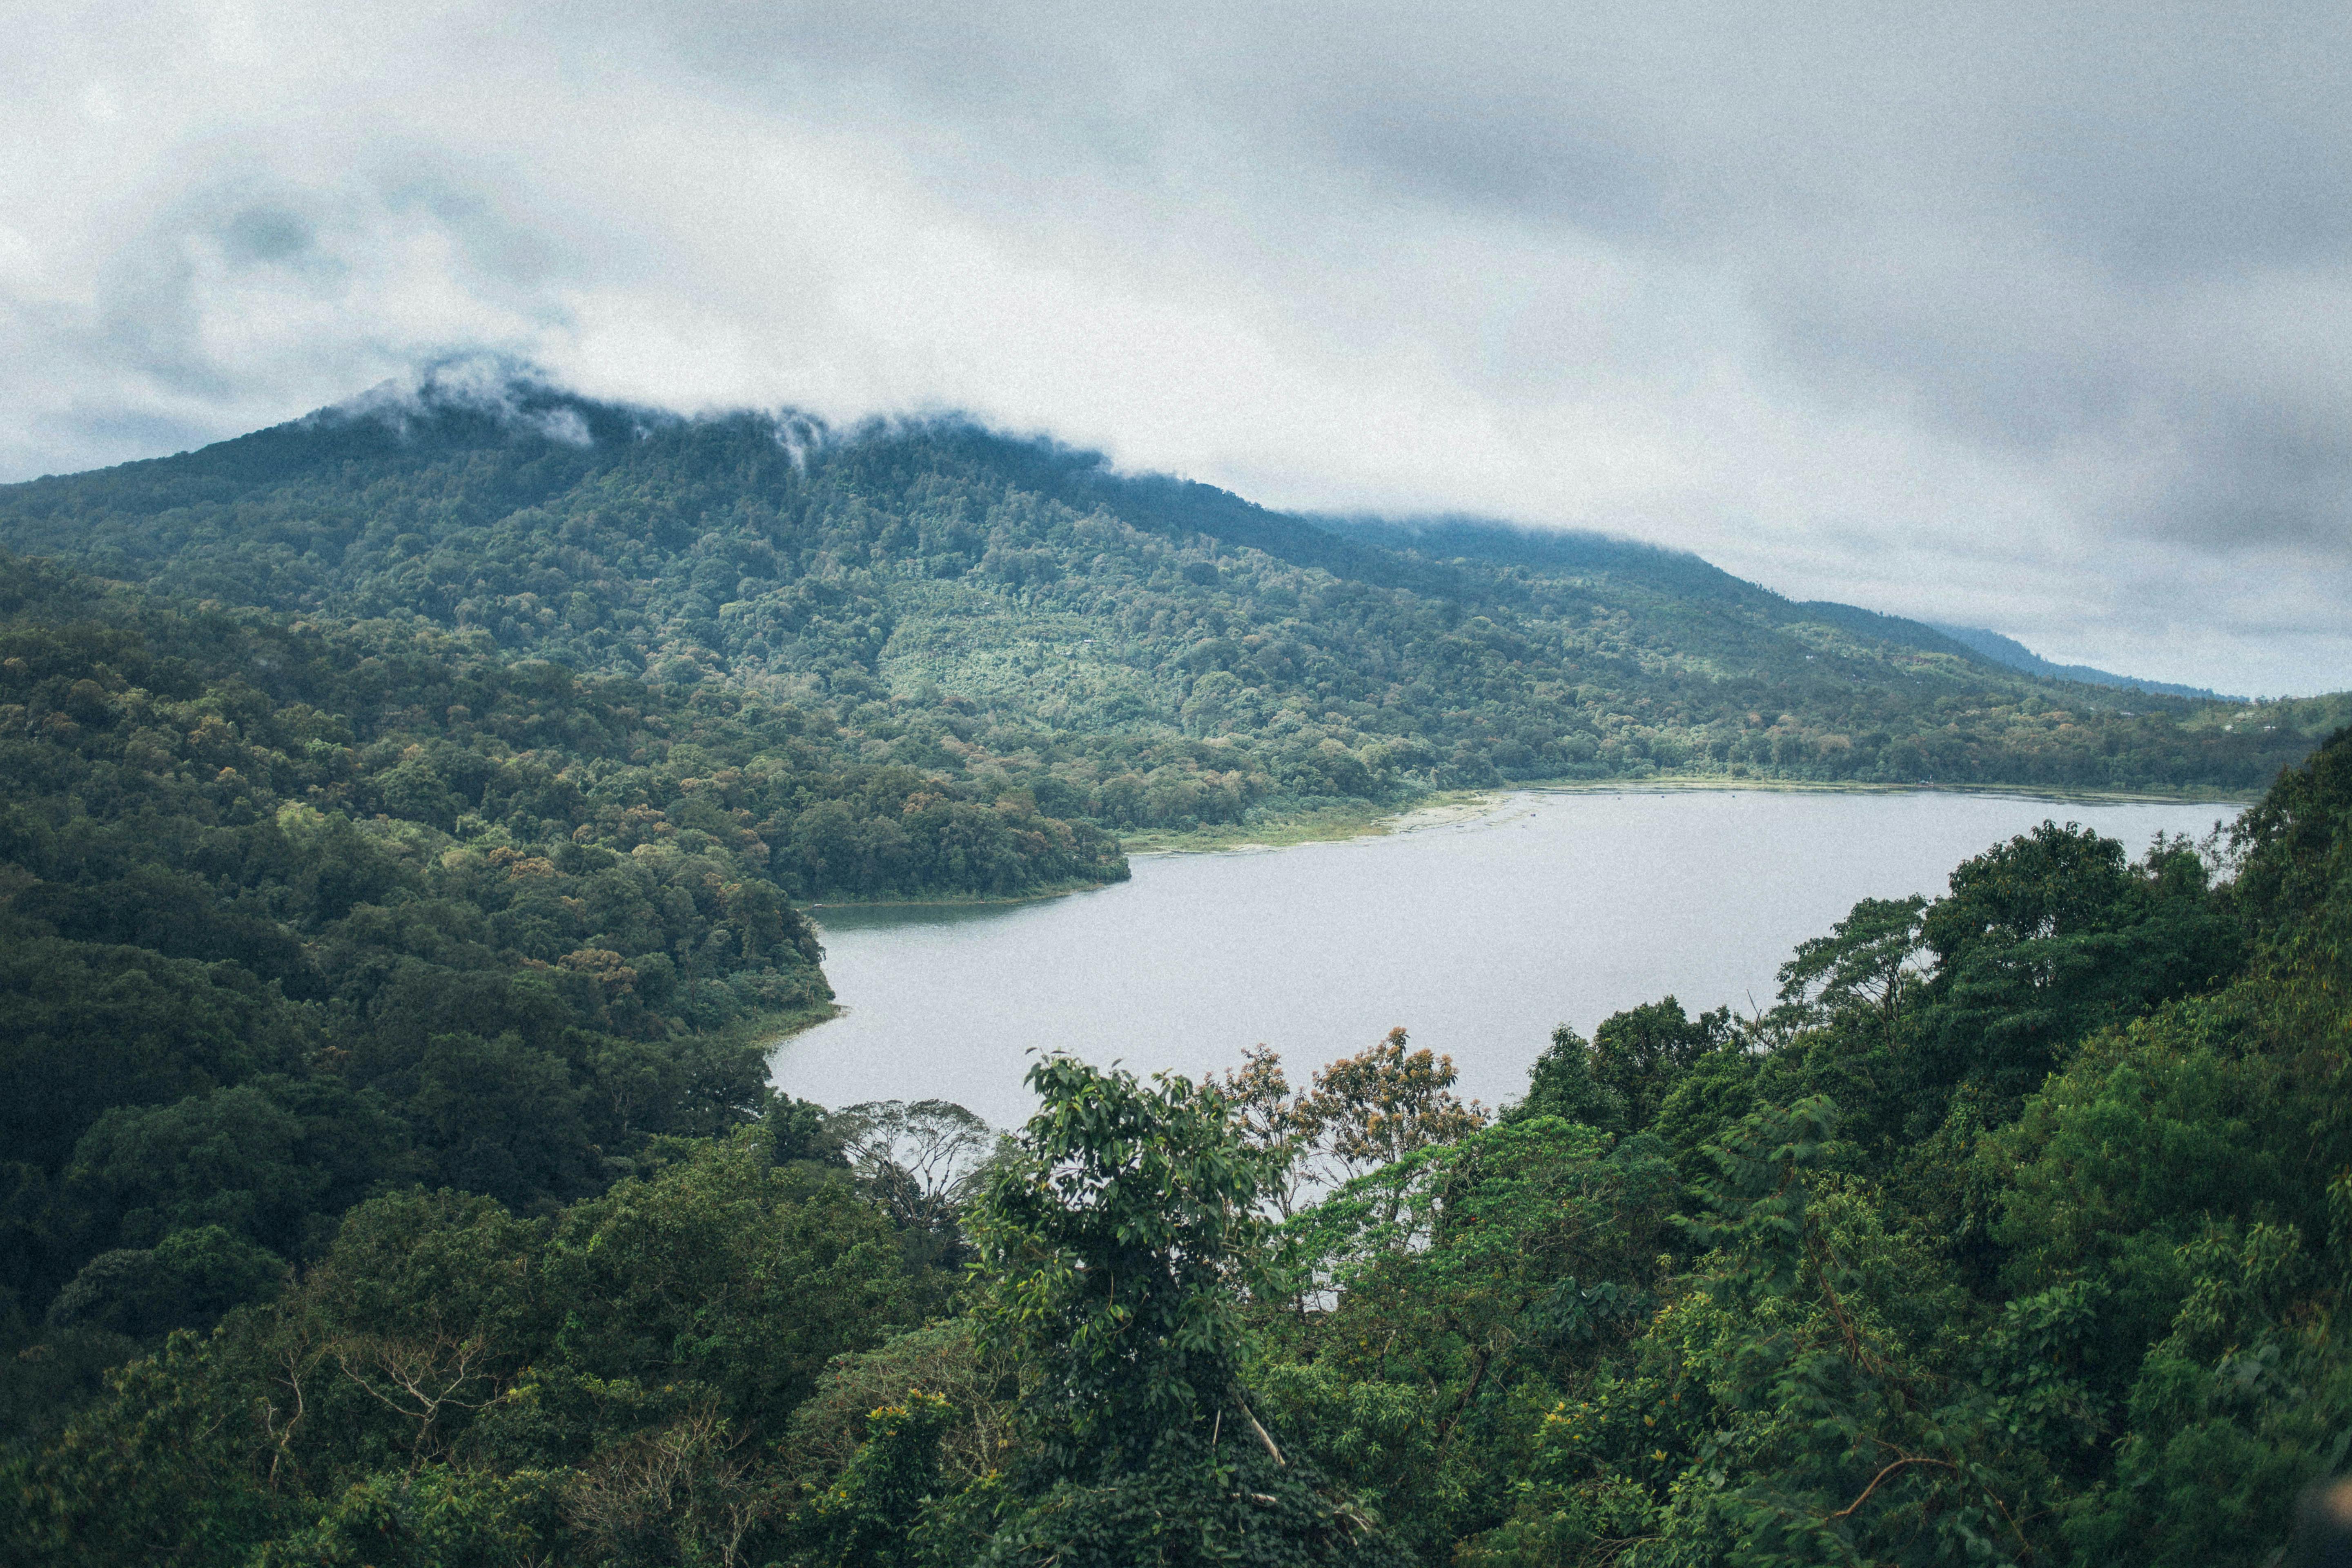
[0,545,1122,1398]
[3,724,2348,1565]
[1,372,2343,827]
[5,374,2350,1564]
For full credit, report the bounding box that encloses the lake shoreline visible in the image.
[804,873,1125,913]
[1515,775,2258,805]
[701,997,843,1048]
[795,776,2257,913]
[1124,775,2256,858]
[769,789,2240,1128]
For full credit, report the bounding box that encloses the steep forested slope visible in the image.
[1,371,2338,815]
[0,546,1120,1409]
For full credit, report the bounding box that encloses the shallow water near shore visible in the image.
[769,788,2235,1129]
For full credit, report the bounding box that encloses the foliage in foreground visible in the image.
[4,721,2349,1563]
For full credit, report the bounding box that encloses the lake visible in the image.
[768,788,2237,1129]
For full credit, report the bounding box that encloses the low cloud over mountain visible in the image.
[5,2,2348,694]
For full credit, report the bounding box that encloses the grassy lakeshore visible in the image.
[800,874,1127,913]
[779,773,2263,916]
[1122,772,2258,858]
[1517,772,2261,805]
[705,997,843,1049]
[1118,794,1471,854]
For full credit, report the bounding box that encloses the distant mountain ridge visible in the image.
[1925,623,2239,703]
[0,367,2337,799]
[1314,514,2012,668]
[1324,513,2245,703]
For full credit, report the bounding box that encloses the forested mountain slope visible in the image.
[0,546,1120,1410]
[2,370,2338,813]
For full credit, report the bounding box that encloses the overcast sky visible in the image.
[5,2,2348,695]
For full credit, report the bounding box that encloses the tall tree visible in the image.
[1300,1029,1488,1183]
[961,1054,1412,1566]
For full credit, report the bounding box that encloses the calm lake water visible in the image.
[768,788,2236,1129]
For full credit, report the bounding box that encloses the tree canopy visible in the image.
[4,731,2350,1563]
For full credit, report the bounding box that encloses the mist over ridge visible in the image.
[2,363,2338,809]
[58,358,2250,705]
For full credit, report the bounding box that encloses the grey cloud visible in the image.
[1,0,2348,694]
[328,357,568,434]
[220,206,319,267]
[2145,417,2352,551]
[625,3,2352,496]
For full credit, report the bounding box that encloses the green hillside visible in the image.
[1,372,2337,828]
[0,545,1121,1348]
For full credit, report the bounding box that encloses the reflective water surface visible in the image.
[769,789,2235,1129]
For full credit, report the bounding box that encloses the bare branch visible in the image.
[1826,1455,1953,1521]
